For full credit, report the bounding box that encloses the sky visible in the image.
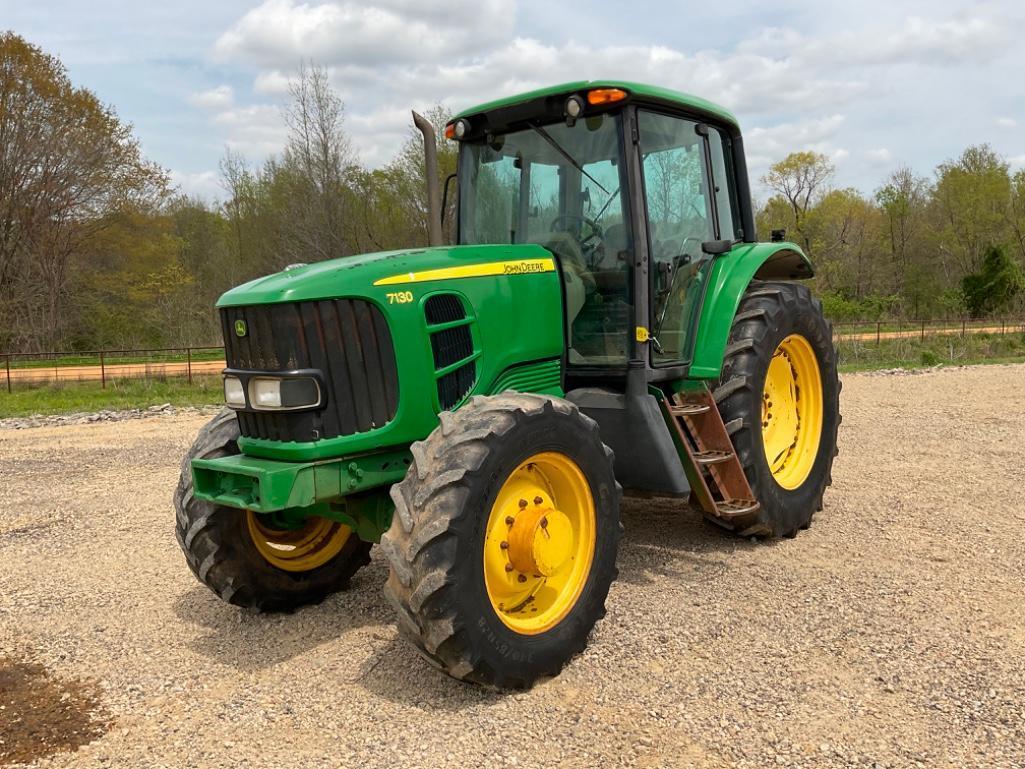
[3,0,1024,202]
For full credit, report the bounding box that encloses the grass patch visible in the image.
[0,376,222,418]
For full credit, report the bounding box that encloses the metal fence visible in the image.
[3,317,1025,392]
[2,346,225,392]
[832,316,1025,344]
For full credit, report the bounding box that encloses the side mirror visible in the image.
[441,173,457,227]
[770,228,787,243]
[701,239,733,256]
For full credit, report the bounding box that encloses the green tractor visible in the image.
[174,81,840,688]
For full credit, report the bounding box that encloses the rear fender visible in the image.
[688,242,813,379]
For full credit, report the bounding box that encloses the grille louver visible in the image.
[423,293,477,410]
[220,299,398,442]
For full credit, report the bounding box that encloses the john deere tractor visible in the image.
[174,81,840,688]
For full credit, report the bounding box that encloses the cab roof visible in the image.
[454,80,739,129]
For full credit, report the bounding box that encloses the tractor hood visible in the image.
[216,244,555,307]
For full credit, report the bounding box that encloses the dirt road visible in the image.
[5,359,224,384]
[1,365,1023,768]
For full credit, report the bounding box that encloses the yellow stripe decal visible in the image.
[374,258,556,286]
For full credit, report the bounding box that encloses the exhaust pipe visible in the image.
[412,111,443,247]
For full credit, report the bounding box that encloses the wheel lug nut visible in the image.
[518,499,527,509]
[540,517,548,528]
[517,574,527,583]
[505,564,514,572]
[505,515,515,525]
[500,541,509,549]
[533,496,543,505]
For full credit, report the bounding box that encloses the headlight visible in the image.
[248,377,321,411]
[224,376,246,407]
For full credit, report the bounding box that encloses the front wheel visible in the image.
[173,408,371,611]
[381,393,621,688]
[714,281,841,537]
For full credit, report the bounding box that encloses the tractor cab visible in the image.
[448,82,756,386]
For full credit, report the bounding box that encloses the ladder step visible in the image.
[715,499,760,519]
[669,402,711,416]
[693,450,734,466]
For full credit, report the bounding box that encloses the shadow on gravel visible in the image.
[171,566,391,673]
[614,495,770,585]
[0,656,109,766]
[356,637,509,711]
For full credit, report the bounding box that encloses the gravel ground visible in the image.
[1,364,1023,769]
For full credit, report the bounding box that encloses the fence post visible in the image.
[100,351,106,389]
[187,347,193,385]
[876,321,881,347]
[921,320,926,341]
[5,354,10,394]
[962,317,966,337]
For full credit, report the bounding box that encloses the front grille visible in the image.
[221,299,399,442]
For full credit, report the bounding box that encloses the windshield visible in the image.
[457,113,634,366]
[458,113,627,247]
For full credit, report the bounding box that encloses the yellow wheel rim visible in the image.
[483,452,596,635]
[245,511,351,573]
[761,334,824,490]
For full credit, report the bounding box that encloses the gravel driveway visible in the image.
[1,365,1023,768]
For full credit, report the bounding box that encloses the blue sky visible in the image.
[4,0,1023,201]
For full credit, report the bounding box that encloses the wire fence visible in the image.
[3,316,1025,392]
[1,346,225,392]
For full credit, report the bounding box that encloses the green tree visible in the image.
[961,244,1024,317]
[932,145,1012,275]
[0,32,167,350]
[761,151,835,255]
[875,166,930,296]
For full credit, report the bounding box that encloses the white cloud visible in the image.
[170,169,222,200]
[866,148,893,163]
[997,117,1018,128]
[213,104,289,155]
[188,85,234,109]
[806,13,1011,68]
[254,70,291,95]
[214,0,512,68]
[1010,154,1025,168]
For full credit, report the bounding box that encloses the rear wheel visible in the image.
[713,282,840,537]
[381,393,621,688]
[173,409,371,611]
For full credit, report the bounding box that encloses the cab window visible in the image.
[638,110,715,365]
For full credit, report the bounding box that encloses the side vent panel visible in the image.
[423,293,479,411]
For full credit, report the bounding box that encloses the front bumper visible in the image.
[191,448,412,513]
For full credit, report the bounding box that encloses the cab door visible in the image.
[637,110,742,366]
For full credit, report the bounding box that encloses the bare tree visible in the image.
[278,62,357,265]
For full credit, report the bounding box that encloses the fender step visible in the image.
[658,387,760,523]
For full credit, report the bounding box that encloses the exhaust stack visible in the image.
[412,111,442,247]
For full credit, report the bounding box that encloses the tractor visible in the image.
[174,81,840,689]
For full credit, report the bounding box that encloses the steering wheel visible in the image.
[549,214,602,259]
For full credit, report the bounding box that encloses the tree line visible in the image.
[1,31,1022,354]
[759,149,1025,321]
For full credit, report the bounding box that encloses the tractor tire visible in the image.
[173,408,371,611]
[381,393,621,688]
[713,281,841,538]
